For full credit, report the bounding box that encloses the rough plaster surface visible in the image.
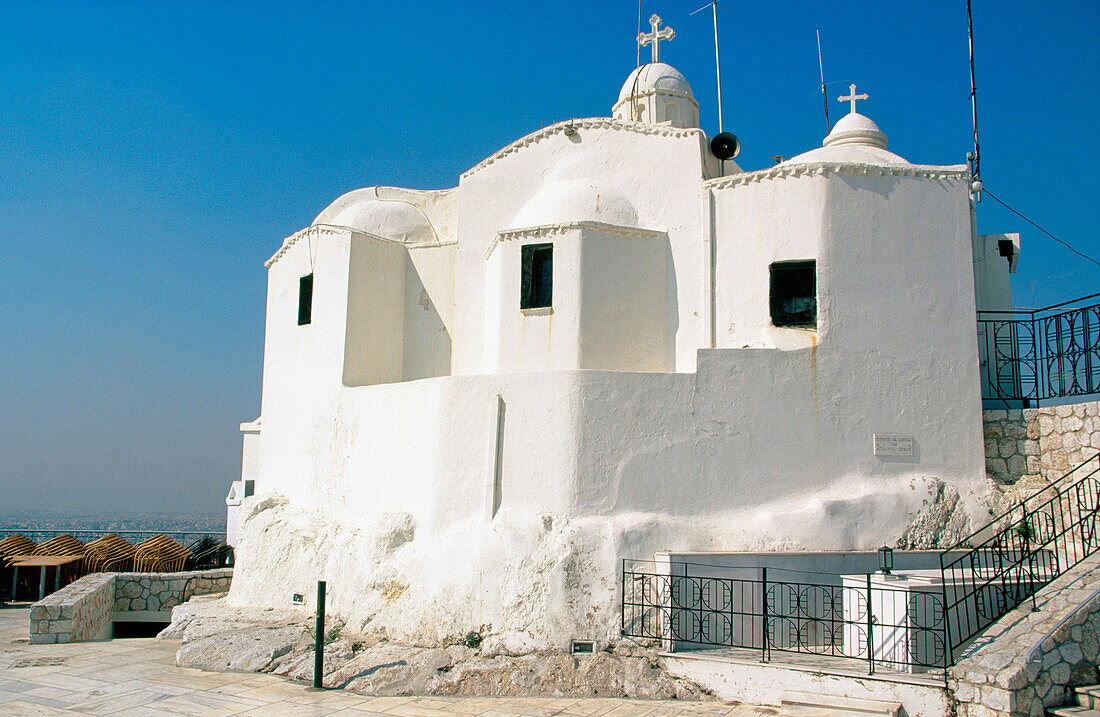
[166,596,711,699]
[229,480,979,656]
[983,403,1100,485]
[948,554,1100,717]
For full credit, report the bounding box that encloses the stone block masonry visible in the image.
[983,401,1100,484]
[948,554,1100,717]
[29,568,231,645]
[112,568,232,614]
[28,573,113,644]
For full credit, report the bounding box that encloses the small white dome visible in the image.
[511,179,638,229]
[823,112,888,149]
[612,62,699,129]
[313,188,435,243]
[779,111,910,167]
[617,63,694,105]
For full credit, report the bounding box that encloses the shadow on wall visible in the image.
[403,253,452,381]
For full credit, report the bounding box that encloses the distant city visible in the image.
[0,509,225,535]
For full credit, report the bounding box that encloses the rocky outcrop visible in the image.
[163,596,710,700]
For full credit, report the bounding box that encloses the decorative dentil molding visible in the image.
[484,221,668,260]
[266,223,418,268]
[705,162,969,190]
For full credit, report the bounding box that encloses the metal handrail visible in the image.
[938,454,1100,660]
[977,294,1100,405]
[621,562,948,673]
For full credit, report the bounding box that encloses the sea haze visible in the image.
[0,509,225,535]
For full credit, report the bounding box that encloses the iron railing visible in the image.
[621,560,947,673]
[0,528,224,546]
[938,453,1100,663]
[978,293,1100,407]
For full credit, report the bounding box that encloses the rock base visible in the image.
[163,597,712,700]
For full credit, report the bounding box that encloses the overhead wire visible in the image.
[983,188,1100,270]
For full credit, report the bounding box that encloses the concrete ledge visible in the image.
[661,650,950,717]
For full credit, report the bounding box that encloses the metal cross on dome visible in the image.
[638,14,675,64]
[837,83,869,114]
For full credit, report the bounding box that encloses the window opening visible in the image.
[769,260,816,327]
[298,273,313,325]
[521,244,553,310]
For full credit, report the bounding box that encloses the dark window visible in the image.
[298,273,313,325]
[769,260,816,327]
[520,244,553,309]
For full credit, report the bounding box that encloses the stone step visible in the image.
[779,690,901,716]
[1048,707,1100,717]
[1076,685,1100,710]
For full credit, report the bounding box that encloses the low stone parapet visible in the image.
[113,568,233,616]
[29,568,232,644]
[948,554,1100,717]
[29,573,114,644]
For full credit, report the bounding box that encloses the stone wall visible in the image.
[29,573,114,645]
[948,554,1100,717]
[983,401,1100,484]
[29,568,232,644]
[113,568,232,614]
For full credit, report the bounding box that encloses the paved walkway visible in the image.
[0,605,780,716]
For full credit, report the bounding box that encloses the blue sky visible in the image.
[1,1,1097,518]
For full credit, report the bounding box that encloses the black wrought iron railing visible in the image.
[978,293,1100,407]
[621,560,947,674]
[938,453,1100,664]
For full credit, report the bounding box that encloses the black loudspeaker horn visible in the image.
[710,132,740,160]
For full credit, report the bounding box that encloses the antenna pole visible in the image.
[967,0,981,181]
[712,1,724,133]
[636,0,642,70]
[817,29,830,134]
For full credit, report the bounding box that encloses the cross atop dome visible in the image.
[638,14,675,64]
[837,83,869,114]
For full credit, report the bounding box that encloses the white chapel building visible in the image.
[226,19,1017,651]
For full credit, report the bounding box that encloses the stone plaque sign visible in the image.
[874,433,914,457]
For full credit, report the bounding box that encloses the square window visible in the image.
[770,260,816,327]
[298,273,313,325]
[521,244,553,309]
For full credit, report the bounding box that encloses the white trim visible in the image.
[484,221,668,260]
[462,118,705,180]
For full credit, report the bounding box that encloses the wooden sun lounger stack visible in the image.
[0,535,37,601]
[30,534,88,586]
[83,533,136,573]
[133,535,190,573]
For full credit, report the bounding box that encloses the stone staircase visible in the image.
[1050,685,1100,716]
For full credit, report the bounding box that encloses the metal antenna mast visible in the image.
[817,30,830,134]
[967,0,982,195]
[691,1,725,133]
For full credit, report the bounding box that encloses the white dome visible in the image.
[779,112,910,167]
[313,188,435,243]
[823,112,887,149]
[617,63,694,105]
[510,179,638,229]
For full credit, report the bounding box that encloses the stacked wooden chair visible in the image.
[83,534,136,573]
[0,535,36,601]
[185,536,233,570]
[133,535,190,572]
[31,534,87,587]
